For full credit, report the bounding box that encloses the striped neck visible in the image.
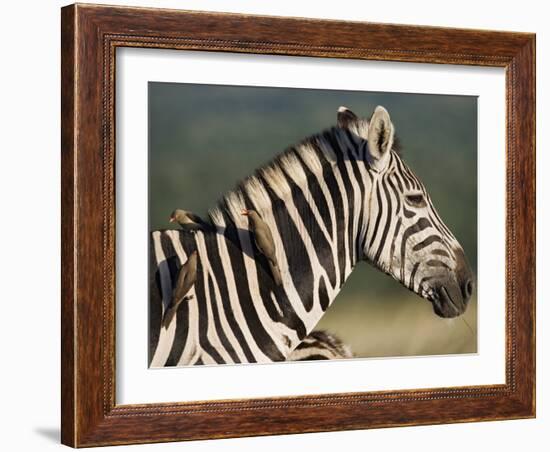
[204,127,370,360]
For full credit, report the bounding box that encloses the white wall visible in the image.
[0,1,545,450]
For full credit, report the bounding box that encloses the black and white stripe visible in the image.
[149,106,474,367]
[288,330,353,361]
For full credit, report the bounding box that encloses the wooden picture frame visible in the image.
[61,3,535,447]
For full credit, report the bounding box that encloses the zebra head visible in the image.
[338,106,474,318]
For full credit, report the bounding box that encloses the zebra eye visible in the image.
[405,193,426,208]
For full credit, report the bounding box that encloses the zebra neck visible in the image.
[195,129,371,362]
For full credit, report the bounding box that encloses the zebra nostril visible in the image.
[462,279,474,300]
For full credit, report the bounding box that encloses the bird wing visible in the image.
[268,261,283,286]
[254,229,277,261]
[173,255,198,301]
[172,262,191,300]
[187,212,205,224]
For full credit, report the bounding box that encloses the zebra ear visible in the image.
[367,106,394,171]
[337,106,358,128]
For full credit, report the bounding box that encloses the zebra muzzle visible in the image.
[432,284,466,318]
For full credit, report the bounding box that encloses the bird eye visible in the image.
[405,193,426,208]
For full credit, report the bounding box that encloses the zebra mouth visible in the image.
[431,285,464,318]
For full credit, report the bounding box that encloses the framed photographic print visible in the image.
[61,3,536,447]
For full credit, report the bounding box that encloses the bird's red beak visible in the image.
[241,209,249,216]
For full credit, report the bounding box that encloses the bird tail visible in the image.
[162,307,177,329]
[162,295,194,329]
[269,261,283,286]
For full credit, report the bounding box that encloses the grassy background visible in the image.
[149,82,478,358]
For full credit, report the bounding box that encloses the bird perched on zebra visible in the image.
[162,250,198,329]
[242,208,283,286]
[169,209,210,234]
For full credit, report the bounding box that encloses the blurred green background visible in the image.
[149,82,478,358]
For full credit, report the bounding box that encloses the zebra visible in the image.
[149,105,474,367]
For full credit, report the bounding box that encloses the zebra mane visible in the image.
[207,126,341,227]
[207,123,403,227]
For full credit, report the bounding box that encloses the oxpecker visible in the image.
[162,250,198,329]
[169,209,209,234]
[242,209,283,286]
